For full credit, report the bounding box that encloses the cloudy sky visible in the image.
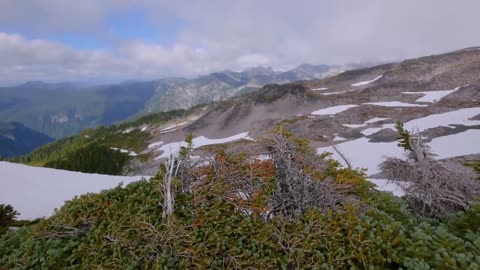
[1,0,479,85]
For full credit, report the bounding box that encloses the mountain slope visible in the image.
[0,64,344,143]
[130,47,480,176]
[9,47,480,177]
[0,122,53,158]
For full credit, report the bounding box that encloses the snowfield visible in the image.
[351,75,382,86]
[403,87,460,103]
[0,162,146,219]
[311,105,358,115]
[364,101,428,107]
[154,132,254,160]
[318,129,480,175]
[318,107,480,194]
[319,106,480,173]
[364,117,390,124]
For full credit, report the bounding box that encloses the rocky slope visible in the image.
[144,64,353,112]
[125,47,480,177]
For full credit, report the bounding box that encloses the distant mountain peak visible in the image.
[242,66,277,76]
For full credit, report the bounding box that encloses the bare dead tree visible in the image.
[380,127,480,217]
[159,135,194,219]
[328,137,352,169]
[264,133,353,220]
[161,154,177,219]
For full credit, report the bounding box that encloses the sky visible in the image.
[1,0,480,85]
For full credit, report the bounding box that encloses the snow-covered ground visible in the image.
[110,147,137,157]
[311,105,358,115]
[318,107,480,195]
[367,178,405,196]
[402,107,480,132]
[351,75,382,86]
[364,101,428,107]
[312,87,329,91]
[0,162,146,219]
[154,132,254,159]
[403,87,459,103]
[364,117,390,124]
[343,124,367,128]
[318,129,480,175]
[321,90,355,95]
[318,106,480,174]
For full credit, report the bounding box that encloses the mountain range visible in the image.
[11,47,480,179]
[0,63,354,153]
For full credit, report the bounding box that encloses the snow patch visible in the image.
[155,132,253,160]
[148,141,163,148]
[402,107,480,132]
[122,127,134,134]
[312,87,329,91]
[318,110,480,177]
[364,101,428,107]
[403,87,460,103]
[351,75,382,86]
[343,124,367,128]
[110,147,138,157]
[0,162,145,219]
[367,178,405,197]
[311,105,358,116]
[321,90,355,95]
[364,117,390,124]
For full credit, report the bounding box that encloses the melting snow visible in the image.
[351,75,382,86]
[364,101,428,107]
[321,90,355,95]
[367,178,406,196]
[0,162,145,219]
[110,147,137,157]
[148,141,163,148]
[361,126,394,136]
[402,107,480,132]
[333,136,347,141]
[364,117,390,124]
[317,138,405,175]
[403,87,460,103]
[312,87,329,91]
[318,107,480,178]
[311,105,358,115]
[343,124,367,128]
[154,132,253,160]
[429,129,480,159]
[122,127,134,134]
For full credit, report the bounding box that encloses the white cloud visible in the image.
[0,0,480,84]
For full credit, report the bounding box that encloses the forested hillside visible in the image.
[9,109,192,175]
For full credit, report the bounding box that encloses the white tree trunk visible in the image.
[162,156,176,219]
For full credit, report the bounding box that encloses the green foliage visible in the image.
[395,120,412,152]
[9,109,195,174]
[2,148,480,269]
[464,160,480,179]
[179,133,194,159]
[0,204,18,235]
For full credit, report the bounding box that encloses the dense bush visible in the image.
[0,204,18,235]
[1,135,479,269]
